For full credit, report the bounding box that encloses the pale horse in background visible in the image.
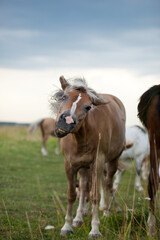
[113,125,150,192]
[28,118,60,156]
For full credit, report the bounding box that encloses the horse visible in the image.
[51,76,126,238]
[113,125,150,192]
[138,84,160,236]
[28,118,60,156]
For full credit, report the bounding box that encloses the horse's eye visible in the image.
[84,104,92,112]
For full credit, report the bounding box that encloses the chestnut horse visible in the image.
[138,84,160,236]
[28,118,60,156]
[51,76,126,238]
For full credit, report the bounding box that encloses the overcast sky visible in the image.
[0,0,160,125]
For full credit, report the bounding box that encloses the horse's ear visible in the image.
[91,97,109,106]
[59,76,70,90]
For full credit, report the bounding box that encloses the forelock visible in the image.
[65,77,88,92]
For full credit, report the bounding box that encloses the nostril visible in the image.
[59,114,65,121]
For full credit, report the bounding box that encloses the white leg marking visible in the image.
[61,204,73,235]
[41,147,48,156]
[55,145,60,155]
[135,156,144,191]
[113,170,123,190]
[89,204,101,238]
[99,187,105,211]
[73,190,84,227]
[135,174,143,191]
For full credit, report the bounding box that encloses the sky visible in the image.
[0,0,160,126]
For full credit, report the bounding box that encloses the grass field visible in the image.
[0,126,159,240]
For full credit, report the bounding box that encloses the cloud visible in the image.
[0,29,41,39]
[0,67,160,124]
[0,27,160,75]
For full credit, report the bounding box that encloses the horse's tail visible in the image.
[148,93,160,212]
[28,119,43,134]
[148,132,160,211]
[124,142,134,150]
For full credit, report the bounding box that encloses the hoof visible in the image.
[89,233,102,239]
[60,230,73,236]
[99,206,105,211]
[113,185,118,191]
[72,220,83,227]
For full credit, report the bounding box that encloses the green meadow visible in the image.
[0,126,159,240]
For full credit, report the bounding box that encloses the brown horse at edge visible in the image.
[138,84,160,236]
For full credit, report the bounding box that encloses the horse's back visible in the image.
[42,118,56,136]
[120,126,150,159]
[95,94,126,134]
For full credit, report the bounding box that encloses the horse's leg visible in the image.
[73,168,89,227]
[99,174,106,211]
[113,169,125,190]
[135,155,144,191]
[142,157,149,180]
[60,167,77,236]
[83,168,91,216]
[104,159,119,216]
[55,138,60,155]
[83,196,89,216]
[41,134,48,156]
[99,185,105,211]
[89,158,103,239]
[111,189,121,213]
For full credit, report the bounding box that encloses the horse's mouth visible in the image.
[55,127,68,138]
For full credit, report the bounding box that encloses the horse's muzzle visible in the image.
[55,111,76,138]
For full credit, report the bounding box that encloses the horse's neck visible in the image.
[72,120,94,150]
[74,122,89,145]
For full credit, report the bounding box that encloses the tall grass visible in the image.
[0,126,159,239]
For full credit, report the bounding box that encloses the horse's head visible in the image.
[51,76,107,138]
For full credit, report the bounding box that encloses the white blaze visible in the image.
[70,93,82,116]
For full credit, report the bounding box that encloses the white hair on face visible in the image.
[70,93,82,116]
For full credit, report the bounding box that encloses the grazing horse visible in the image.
[113,125,150,192]
[28,118,60,156]
[51,76,126,238]
[138,84,160,236]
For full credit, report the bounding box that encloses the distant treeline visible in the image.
[0,122,29,126]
